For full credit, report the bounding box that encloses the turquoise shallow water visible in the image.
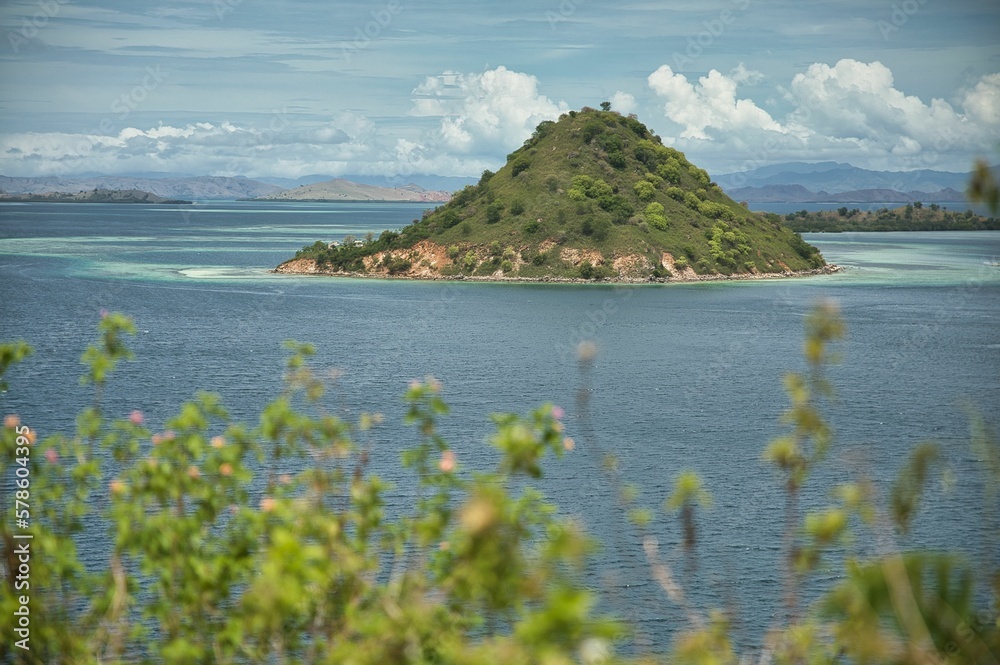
[1,202,998,654]
[805,231,1000,286]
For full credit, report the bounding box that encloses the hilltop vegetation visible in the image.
[782,202,1000,232]
[279,108,826,281]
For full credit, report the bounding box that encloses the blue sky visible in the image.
[0,0,998,179]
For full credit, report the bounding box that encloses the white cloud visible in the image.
[4,60,997,179]
[0,113,494,179]
[730,63,764,86]
[410,66,567,156]
[787,60,972,146]
[0,119,375,178]
[609,91,637,116]
[648,64,785,140]
[961,73,1000,127]
[646,59,1000,172]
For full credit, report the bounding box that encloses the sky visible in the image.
[0,0,998,180]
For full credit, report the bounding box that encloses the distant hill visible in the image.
[716,162,980,195]
[0,188,192,204]
[259,179,452,202]
[0,175,282,199]
[727,185,968,204]
[257,174,476,192]
[278,108,830,282]
[341,174,477,192]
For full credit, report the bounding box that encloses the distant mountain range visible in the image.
[257,174,477,192]
[724,184,967,204]
[0,174,466,201]
[258,179,451,202]
[3,162,991,204]
[0,188,192,204]
[715,162,992,203]
[0,175,282,199]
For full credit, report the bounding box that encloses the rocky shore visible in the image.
[273,259,842,284]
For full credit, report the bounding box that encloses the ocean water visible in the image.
[1,201,998,654]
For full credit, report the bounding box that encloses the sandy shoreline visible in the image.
[271,263,843,284]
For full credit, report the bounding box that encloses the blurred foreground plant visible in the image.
[1,317,616,665]
[0,304,998,665]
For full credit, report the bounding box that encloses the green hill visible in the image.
[277,107,828,281]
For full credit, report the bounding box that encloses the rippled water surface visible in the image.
[1,202,998,653]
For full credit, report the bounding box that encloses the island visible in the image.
[781,204,1000,232]
[0,188,193,204]
[276,108,836,282]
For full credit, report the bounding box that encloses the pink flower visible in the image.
[45,448,58,464]
[187,466,200,479]
[3,414,20,429]
[260,497,276,512]
[100,309,109,319]
[438,450,456,473]
[129,410,144,425]
[219,463,233,477]
[563,437,575,452]
[110,480,125,495]
[152,431,175,445]
[211,435,225,448]
[552,406,565,420]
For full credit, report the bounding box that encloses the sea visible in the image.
[1,200,998,655]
